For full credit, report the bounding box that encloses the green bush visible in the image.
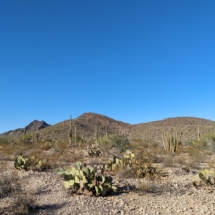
[193,132,215,152]
[99,134,130,152]
[19,133,32,144]
[0,137,10,144]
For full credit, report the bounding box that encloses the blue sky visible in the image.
[0,0,215,133]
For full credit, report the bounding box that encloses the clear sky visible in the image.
[0,0,215,133]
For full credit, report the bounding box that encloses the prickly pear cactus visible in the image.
[88,144,102,157]
[193,169,215,187]
[104,156,123,172]
[14,155,31,170]
[14,155,48,171]
[43,142,53,150]
[56,162,117,196]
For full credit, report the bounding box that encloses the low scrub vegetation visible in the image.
[1,129,215,202]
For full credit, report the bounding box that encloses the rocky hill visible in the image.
[1,120,51,136]
[1,113,215,143]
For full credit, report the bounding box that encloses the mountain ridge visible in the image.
[1,112,215,142]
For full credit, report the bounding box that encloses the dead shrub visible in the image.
[0,171,35,214]
[0,172,21,199]
[9,194,35,215]
[136,174,171,195]
[162,155,175,168]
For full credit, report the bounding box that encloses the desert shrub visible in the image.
[137,178,169,195]
[193,132,215,152]
[99,134,130,152]
[55,141,68,151]
[9,195,35,215]
[44,138,53,142]
[0,173,21,198]
[132,140,165,164]
[57,149,84,165]
[42,142,53,150]
[0,137,10,144]
[19,133,33,144]
[0,172,35,214]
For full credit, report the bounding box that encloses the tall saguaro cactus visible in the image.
[23,128,26,144]
[74,126,77,146]
[94,125,98,143]
[105,127,108,143]
[197,126,200,141]
[36,122,39,144]
[69,115,73,147]
[81,131,84,144]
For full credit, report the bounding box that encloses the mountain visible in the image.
[1,120,51,136]
[1,113,215,142]
[129,117,215,142]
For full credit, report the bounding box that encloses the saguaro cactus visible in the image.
[69,115,73,147]
[105,127,108,143]
[23,128,26,144]
[74,126,77,146]
[36,122,39,144]
[94,125,98,142]
[81,131,84,144]
[197,126,200,141]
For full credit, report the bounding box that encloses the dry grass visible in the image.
[0,173,21,199]
[0,168,36,214]
[9,194,35,215]
[137,178,169,195]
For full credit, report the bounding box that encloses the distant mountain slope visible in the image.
[1,113,215,143]
[130,117,215,141]
[38,112,131,141]
[1,120,51,136]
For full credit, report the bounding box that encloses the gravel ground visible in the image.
[1,161,215,215]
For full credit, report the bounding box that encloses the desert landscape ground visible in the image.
[1,112,215,214]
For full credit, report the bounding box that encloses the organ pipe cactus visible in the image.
[162,131,182,153]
